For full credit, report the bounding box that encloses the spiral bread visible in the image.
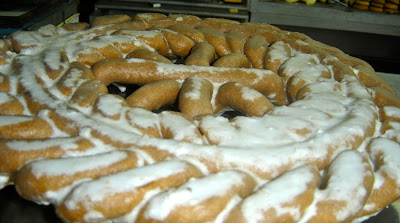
[0,12,400,223]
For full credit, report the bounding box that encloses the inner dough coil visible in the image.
[93,94,128,120]
[126,49,172,64]
[133,13,167,21]
[264,40,292,73]
[91,14,132,27]
[81,40,123,59]
[159,111,205,144]
[126,107,161,138]
[74,49,105,66]
[69,80,108,107]
[185,42,216,66]
[225,30,248,53]
[168,25,206,43]
[41,48,69,80]
[92,58,287,105]
[116,30,170,57]
[286,64,332,101]
[196,26,230,56]
[213,52,250,68]
[215,82,275,117]
[243,35,269,69]
[55,61,95,97]
[158,29,195,57]
[126,79,181,111]
[97,34,151,55]
[57,159,203,223]
[178,76,214,117]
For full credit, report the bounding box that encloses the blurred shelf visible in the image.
[0,0,78,35]
[93,0,250,22]
[250,0,400,36]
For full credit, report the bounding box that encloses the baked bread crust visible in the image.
[0,13,399,223]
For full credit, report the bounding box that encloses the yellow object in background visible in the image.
[224,0,243,3]
[229,8,239,13]
[57,13,80,27]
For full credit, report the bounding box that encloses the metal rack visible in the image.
[92,0,250,22]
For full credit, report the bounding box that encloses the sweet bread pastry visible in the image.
[0,12,400,223]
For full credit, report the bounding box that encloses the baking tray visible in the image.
[0,185,398,222]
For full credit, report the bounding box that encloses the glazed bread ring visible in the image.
[0,12,399,223]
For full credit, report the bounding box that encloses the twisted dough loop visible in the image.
[0,12,399,223]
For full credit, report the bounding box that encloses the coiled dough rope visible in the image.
[0,13,399,223]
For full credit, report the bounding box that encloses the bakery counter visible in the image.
[249,0,400,72]
[249,0,400,36]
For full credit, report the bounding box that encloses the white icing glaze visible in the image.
[318,150,372,221]
[63,160,192,209]
[143,170,248,221]
[30,150,130,178]
[0,115,34,126]
[240,165,317,222]
[183,76,204,100]
[0,18,396,223]
[5,137,81,151]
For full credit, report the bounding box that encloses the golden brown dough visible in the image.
[179,76,214,117]
[0,116,53,140]
[55,61,95,97]
[92,58,287,105]
[168,24,206,43]
[196,26,230,56]
[244,35,269,69]
[0,93,25,115]
[225,30,248,53]
[0,72,10,92]
[213,52,250,68]
[126,49,172,64]
[0,39,11,51]
[372,86,400,108]
[264,41,292,73]
[159,111,205,144]
[159,29,195,57]
[126,79,180,111]
[0,137,94,175]
[62,22,90,31]
[185,42,216,66]
[57,160,203,223]
[69,80,108,107]
[224,165,321,223]
[137,169,257,223]
[15,150,144,204]
[215,82,275,116]
[133,13,167,21]
[91,14,132,27]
